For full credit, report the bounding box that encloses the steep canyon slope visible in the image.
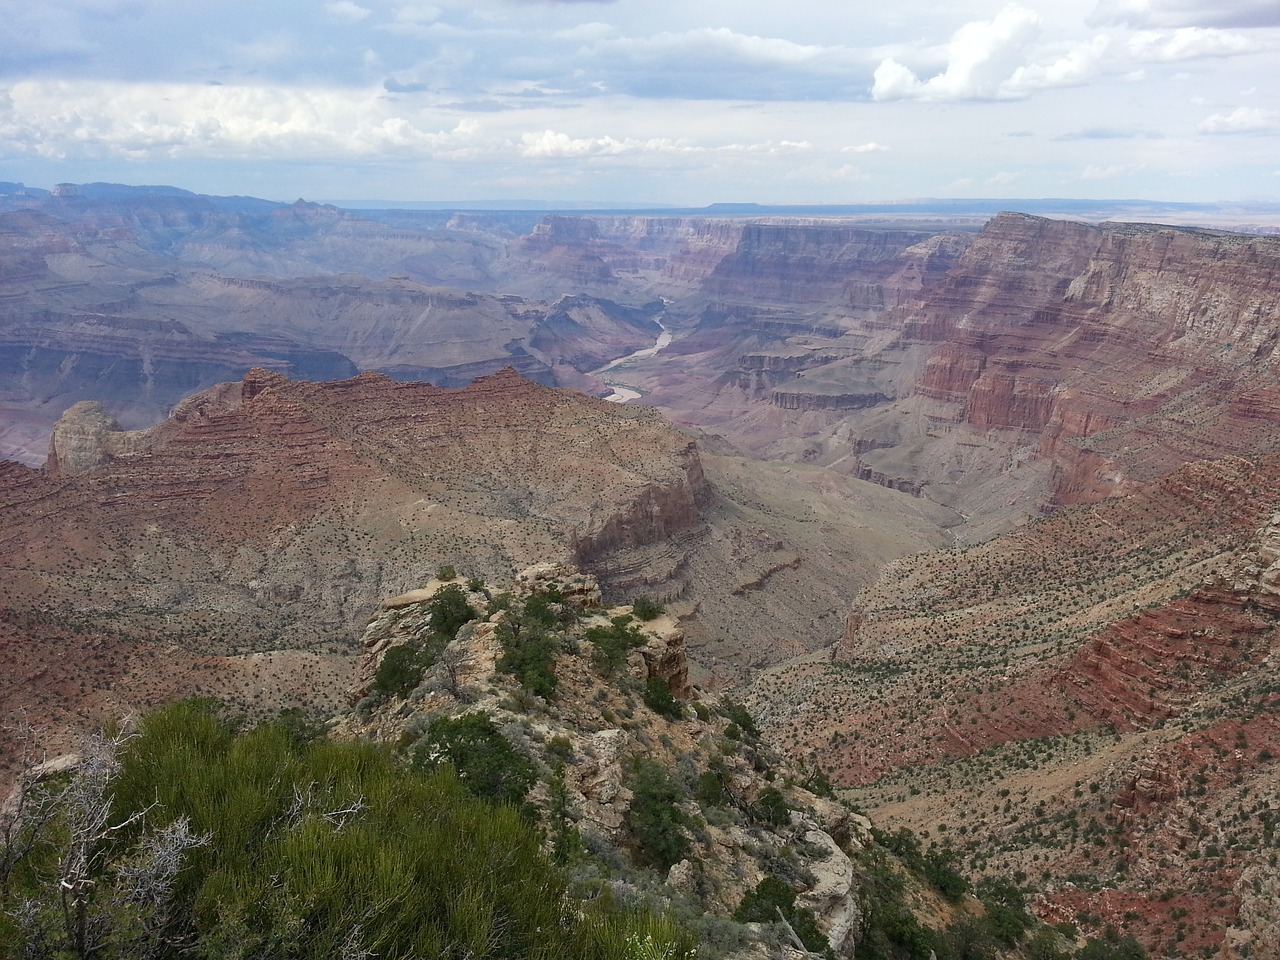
[741,455,1280,956]
[0,366,948,790]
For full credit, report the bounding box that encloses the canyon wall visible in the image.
[625,212,1280,533]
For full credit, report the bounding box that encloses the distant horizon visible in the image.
[7,178,1280,224]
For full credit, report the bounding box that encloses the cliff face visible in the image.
[702,223,949,306]
[894,213,1280,500]
[627,212,1280,534]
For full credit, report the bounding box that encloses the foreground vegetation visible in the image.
[0,700,694,960]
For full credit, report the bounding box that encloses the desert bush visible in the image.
[585,615,648,678]
[413,711,536,810]
[632,596,665,621]
[734,875,830,957]
[643,677,683,721]
[626,760,693,873]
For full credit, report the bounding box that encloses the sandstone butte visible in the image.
[0,366,707,786]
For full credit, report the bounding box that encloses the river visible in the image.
[595,319,671,403]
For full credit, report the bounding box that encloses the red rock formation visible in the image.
[0,368,708,787]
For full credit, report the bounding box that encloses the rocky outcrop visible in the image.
[46,401,156,478]
[343,566,866,956]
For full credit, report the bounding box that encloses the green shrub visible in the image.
[855,848,944,960]
[585,615,648,678]
[643,677,683,721]
[413,712,536,810]
[368,586,477,701]
[495,619,559,700]
[626,760,693,873]
[370,643,428,699]
[428,582,476,639]
[16,701,697,960]
[435,563,457,581]
[922,846,968,901]
[734,875,830,957]
[632,596,665,621]
[695,770,729,808]
[977,878,1031,944]
[718,700,759,741]
[752,786,791,827]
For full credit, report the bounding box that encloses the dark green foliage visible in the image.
[495,619,559,700]
[272,707,327,747]
[0,700,695,960]
[492,590,584,699]
[436,563,457,581]
[368,586,477,701]
[370,642,429,699]
[1075,932,1149,960]
[855,848,944,960]
[546,762,582,865]
[414,711,536,809]
[632,596,665,621]
[871,826,967,901]
[976,878,1032,945]
[798,756,836,799]
[642,676,683,720]
[428,583,477,639]
[717,700,760,741]
[946,914,997,960]
[626,759,693,873]
[695,769,729,808]
[733,875,830,957]
[1027,927,1069,960]
[922,846,968,901]
[751,786,791,827]
[522,591,561,628]
[873,825,922,866]
[584,615,647,678]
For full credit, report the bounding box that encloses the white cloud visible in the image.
[1198,105,1276,133]
[324,1,371,23]
[1004,35,1110,93]
[0,80,484,160]
[871,4,1043,101]
[844,142,889,153]
[1081,162,1148,179]
[1128,26,1265,60]
[518,130,695,158]
[393,2,442,23]
[599,27,830,67]
[517,129,811,160]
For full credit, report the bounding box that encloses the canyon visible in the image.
[4,182,1280,957]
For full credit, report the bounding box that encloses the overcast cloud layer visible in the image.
[1,0,1277,204]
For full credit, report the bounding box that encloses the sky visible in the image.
[1,0,1277,206]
